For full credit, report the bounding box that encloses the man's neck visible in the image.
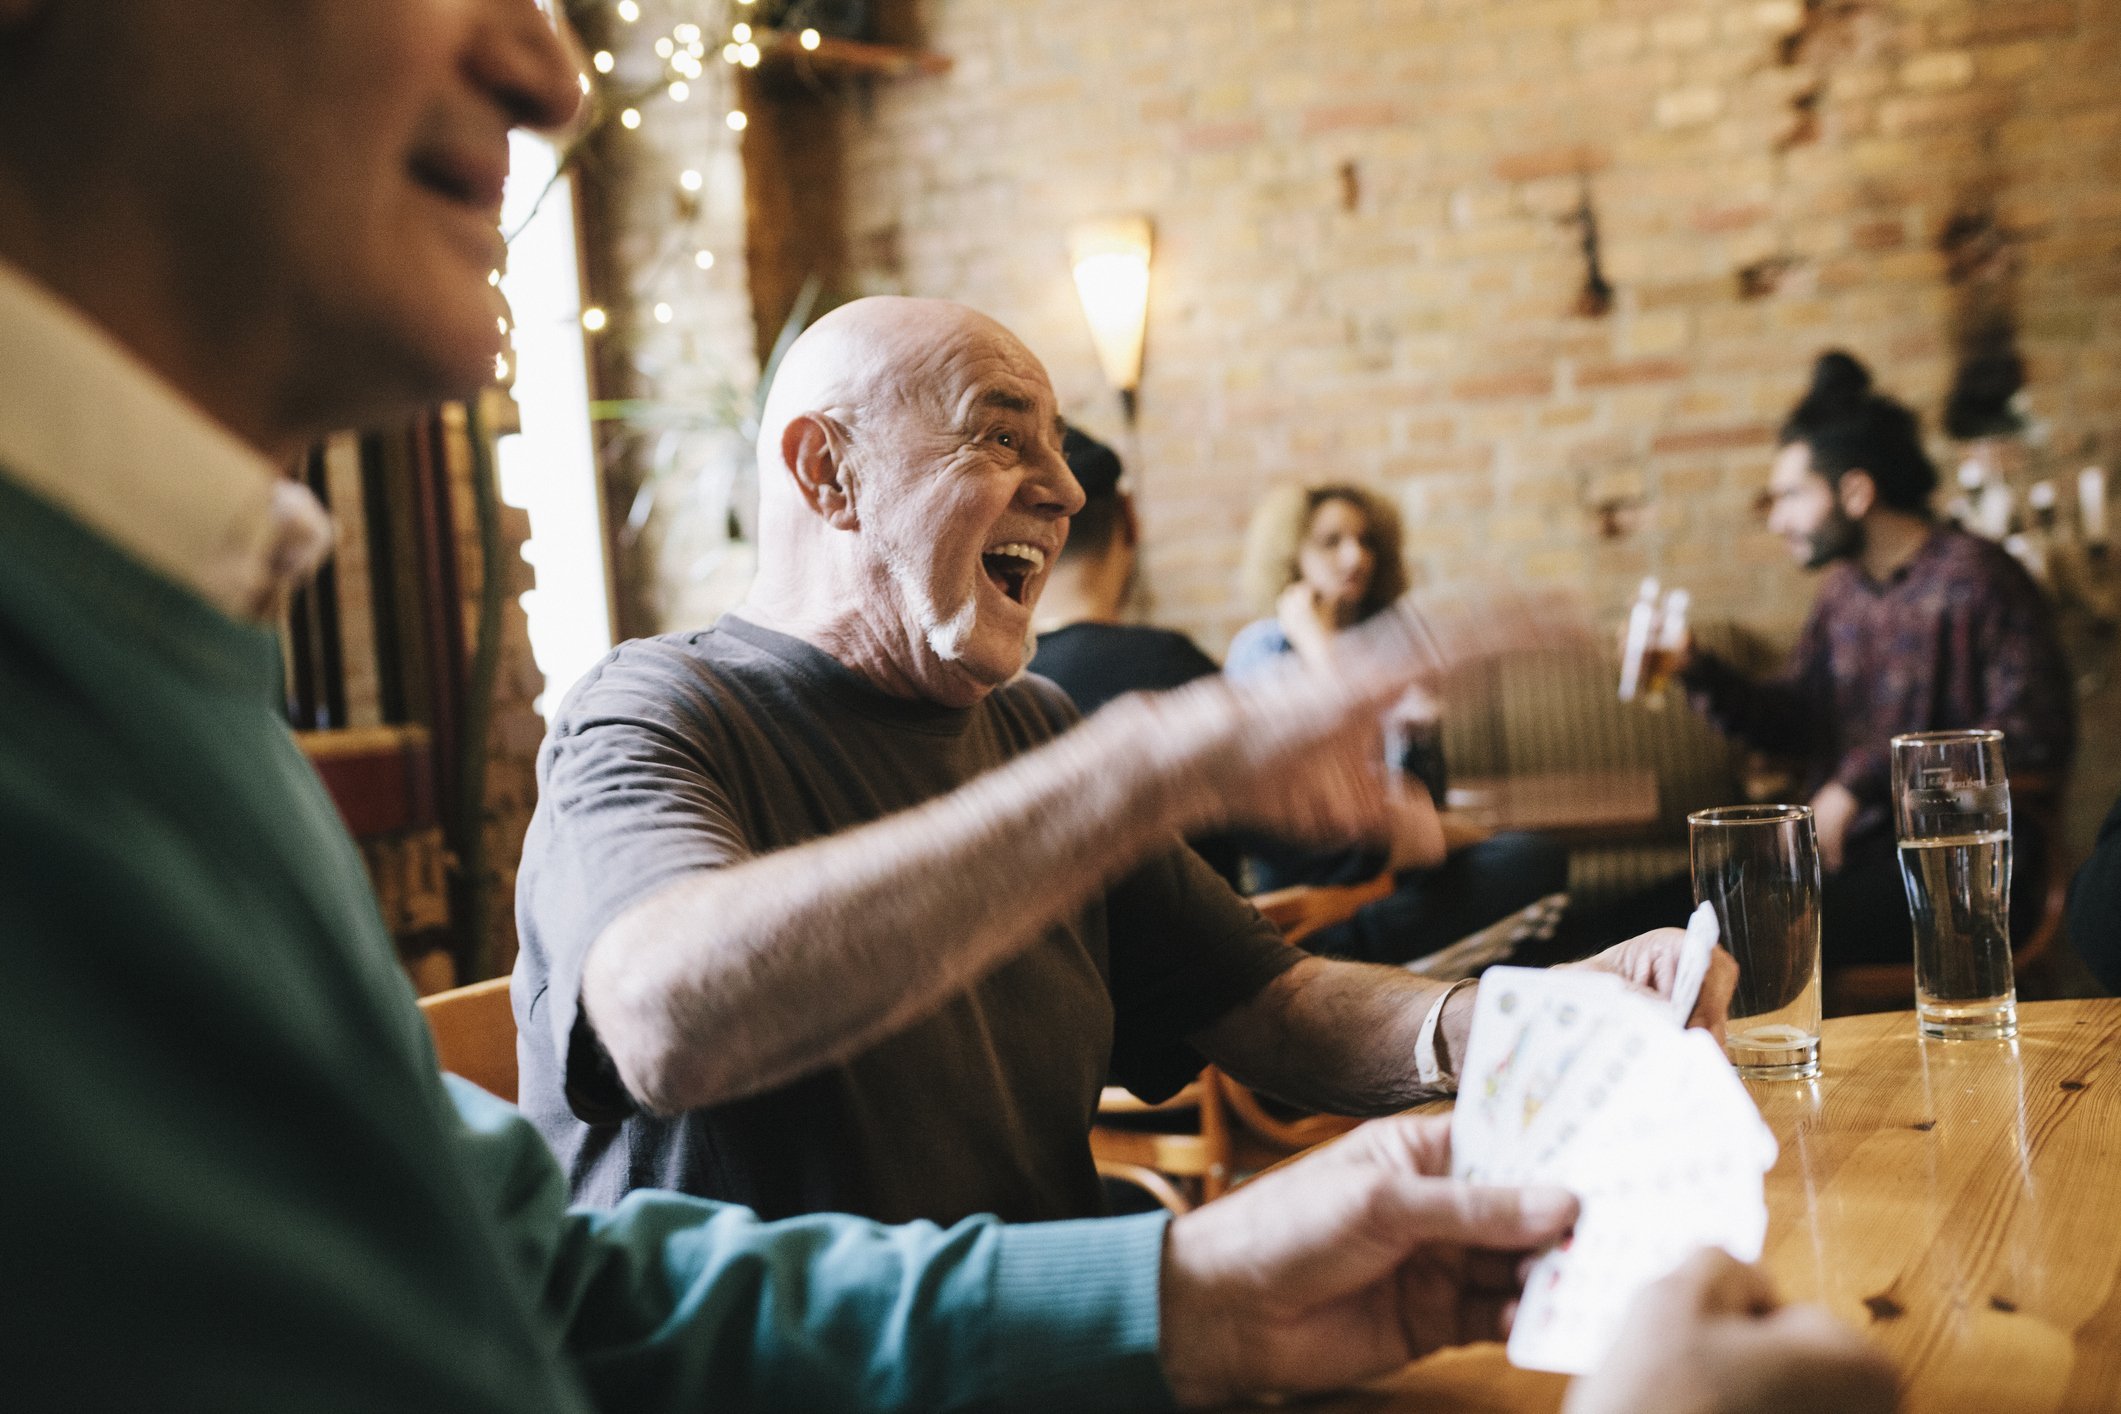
[738,565,993,709]
[1855,508,1933,583]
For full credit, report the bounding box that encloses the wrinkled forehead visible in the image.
[885,318,1058,432]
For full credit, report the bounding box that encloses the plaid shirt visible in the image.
[1684,528,2076,848]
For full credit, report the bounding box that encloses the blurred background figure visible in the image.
[1662,352,2076,967]
[1225,483,1570,968]
[1033,425,1243,886]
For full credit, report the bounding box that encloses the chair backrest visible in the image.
[1249,874,1395,949]
[415,975,518,1103]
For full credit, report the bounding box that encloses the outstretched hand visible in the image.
[1157,1112,1578,1408]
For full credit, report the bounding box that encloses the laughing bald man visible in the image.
[513,295,1736,1224]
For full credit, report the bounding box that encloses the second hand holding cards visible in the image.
[1449,940,1775,1376]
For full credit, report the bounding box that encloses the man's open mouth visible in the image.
[980,542,1046,605]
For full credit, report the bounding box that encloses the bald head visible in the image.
[756,297,1036,490]
[741,296,1084,707]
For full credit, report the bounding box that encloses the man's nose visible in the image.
[1023,447,1085,518]
[475,0,588,135]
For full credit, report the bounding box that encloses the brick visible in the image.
[1302,100,1401,134]
[1452,369,1557,401]
[1491,144,1609,183]
[1182,120,1263,152]
[1579,358,1691,389]
[1656,88,1723,128]
[1653,424,1776,454]
[1899,50,1974,91]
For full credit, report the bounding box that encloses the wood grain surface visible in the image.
[1238,999,2121,1413]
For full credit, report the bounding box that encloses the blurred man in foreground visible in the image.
[0,1,1889,1410]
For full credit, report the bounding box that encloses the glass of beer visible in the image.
[1689,805,1824,1080]
[1892,729,2017,1040]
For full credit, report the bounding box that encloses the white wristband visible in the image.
[1415,977,1479,1092]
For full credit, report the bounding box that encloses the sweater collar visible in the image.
[0,260,332,623]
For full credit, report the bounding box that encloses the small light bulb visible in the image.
[678,168,703,192]
[619,107,641,129]
[654,36,674,58]
[592,50,615,73]
[674,22,701,44]
[722,42,741,62]
[732,22,752,41]
[800,28,822,50]
[494,354,511,380]
[694,248,716,269]
[581,307,608,332]
[726,109,748,130]
[487,269,502,286]
[738,42,760,66]
[669,79,690,101]
[654,302,674,324]
[616,0,640,21]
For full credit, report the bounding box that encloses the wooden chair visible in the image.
[415,974,517,1102]
[1090,875,1391,1213]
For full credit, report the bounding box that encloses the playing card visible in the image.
[1446,966,1778,1377]
[1666,900,1720,1025]
[1449,966,1634,1182]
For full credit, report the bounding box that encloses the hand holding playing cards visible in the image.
[1569,924,1739,1042]
[1157,1112,1578,1409]
[1564,1249,1900,1414]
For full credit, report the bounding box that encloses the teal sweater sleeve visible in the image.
[445,1079,1177,1413]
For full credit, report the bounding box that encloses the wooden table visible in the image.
[1444,769,1661,839]
[1279,1000,2121,1413]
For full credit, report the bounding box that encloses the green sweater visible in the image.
[0,469,1173,1413]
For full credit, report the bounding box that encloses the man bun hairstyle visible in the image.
[1778,349,1939,514]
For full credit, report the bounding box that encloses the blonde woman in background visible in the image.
[1226,484,1572,967]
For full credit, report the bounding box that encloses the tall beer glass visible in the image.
[1892,729,2017,1040]
[1689,805,1823,1079]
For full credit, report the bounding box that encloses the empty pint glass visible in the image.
[1689,805,1824,1080]
[1892,729,2017,1040]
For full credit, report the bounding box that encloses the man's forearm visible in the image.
[585,692,1219,1115]
[1195,957,1476,1114]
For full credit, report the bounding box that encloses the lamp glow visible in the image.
[619,107,641,129]
[592,50,615,73]
[1068,216,1154,421]
[679,168,703,192]
[616,0,640,21]
[726,109,748,130]
[580,307,608,332]
[800,28,822,49]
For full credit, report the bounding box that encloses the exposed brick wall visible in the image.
[819,0,2120,653]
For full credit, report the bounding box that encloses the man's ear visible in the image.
[780,412,859,531]
[1837,468,1878,520]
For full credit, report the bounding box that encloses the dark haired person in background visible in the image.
[1032,426,1246,885]
[1665,351,2075,965]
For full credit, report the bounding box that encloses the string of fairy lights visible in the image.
[575,2,823,336]
[491,4,829,383]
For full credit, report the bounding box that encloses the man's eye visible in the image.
[994,430,1018,449]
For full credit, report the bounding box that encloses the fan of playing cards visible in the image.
[1450,904,1778,1376]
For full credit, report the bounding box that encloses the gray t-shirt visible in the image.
[513,614,1299,1224]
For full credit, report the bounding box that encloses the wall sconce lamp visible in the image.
[1069,216,1153,423]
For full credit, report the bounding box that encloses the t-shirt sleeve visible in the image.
[521,643,757,1123]
[1102,843,1302,1103]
